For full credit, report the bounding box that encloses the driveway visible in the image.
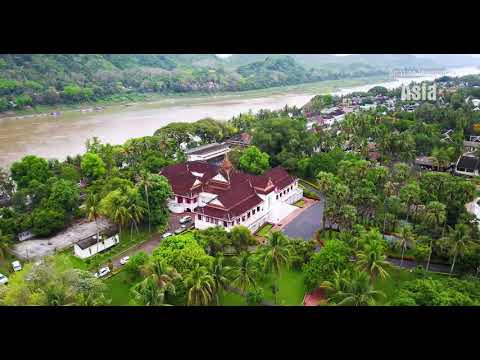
[282,199,325,241]
[110,211,193,270]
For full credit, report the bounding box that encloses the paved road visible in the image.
[387,258,452,274]
[111,233,163,270]
[110,212,192,271]
[282,200,325,240]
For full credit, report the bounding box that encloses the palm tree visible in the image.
[141,256,181,295]
[356,231,390,283]
[259,231,290,304]
[444,224,477,275]
[422,201,446,271]
[0,228,11,261]
[131,277,170,306]
[86,192,102,253]
[125,188,147,240]
[317,172,337,229]
[321,269,385,306]
[184,264,215,306]
[210,255,232,304]
[231,251,258,292]
[383,181,397,232]
[138,171,153,234]
[398,225,416,267]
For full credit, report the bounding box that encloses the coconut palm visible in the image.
[86,192,102,253]
[422,201,446,271]
[398,224,416,267]
[210,255,232,304]
[231,251,258,292]
[259,231,290,304]
[383,181,397,232]
[317,171,337,229]
[131,277,170,306]
[184,264,215,306]
[0,230,10,262]
[141,256,181,295]
[321,269,385,306]
[355,231,390,283]
[125,188,147,239]
[443,224,477,275]
[137,171,153,234]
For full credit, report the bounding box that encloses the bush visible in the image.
[246,287,264,306]
[302,239,351,292]
[31,207,66,237]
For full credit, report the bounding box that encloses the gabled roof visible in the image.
[457,155,479,171]
[161,161,296,219]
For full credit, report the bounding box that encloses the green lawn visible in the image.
[219,268,306,306]
[218,291,247,306]
[260,269,305,305]
[104,271,136,306]
[256,224,273,237]
[293,199,305,208]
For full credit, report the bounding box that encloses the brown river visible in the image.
[1,66,479,168]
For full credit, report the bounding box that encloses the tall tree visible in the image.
[210,255,232,305]
[231,251,258,292]
[422,201,446,271]
[321,269,385,306]
[443,224,477,275]
[355,230,390,283]
[184,264,216,306]
[259,231,291,304]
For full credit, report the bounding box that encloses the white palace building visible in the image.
[160,159,303,233]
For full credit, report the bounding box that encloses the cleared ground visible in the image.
[11,218,112,260]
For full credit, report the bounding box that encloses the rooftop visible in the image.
[186,143,230,156]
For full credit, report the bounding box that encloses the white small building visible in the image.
[74,233,120,259]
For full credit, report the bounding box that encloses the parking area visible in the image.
[281,198,325,241]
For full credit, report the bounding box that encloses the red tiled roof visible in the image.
[161,161,295,219]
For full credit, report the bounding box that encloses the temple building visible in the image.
[160,159,303,233]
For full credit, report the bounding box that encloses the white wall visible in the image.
[74,234,120,259]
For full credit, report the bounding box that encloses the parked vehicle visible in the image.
[179,215,192,224]
[94,267,110,278]
[162,232,173,239]
[120,256,130,265]
[0,273,8,285]
[12,261,22,272]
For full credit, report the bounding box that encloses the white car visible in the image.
[12,261,22,272]
[120,256,130,265]
[179,216,192,224]
[94,267,110,278]
[162,232,173,239]
[0,273,8,285]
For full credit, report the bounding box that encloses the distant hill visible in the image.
[414,54,480,68]
[227,54,442,71]
[0,53,457,113]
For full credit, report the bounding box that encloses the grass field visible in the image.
[218,291,247,306]
[105,271,136,306]
[219,268,306,306]
[256,224,273,238]
[261,269,305,305]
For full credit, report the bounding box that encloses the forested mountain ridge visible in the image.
[0,54,458,113]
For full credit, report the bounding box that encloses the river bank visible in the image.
[1,67,479,168]
[0,75,389,121]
